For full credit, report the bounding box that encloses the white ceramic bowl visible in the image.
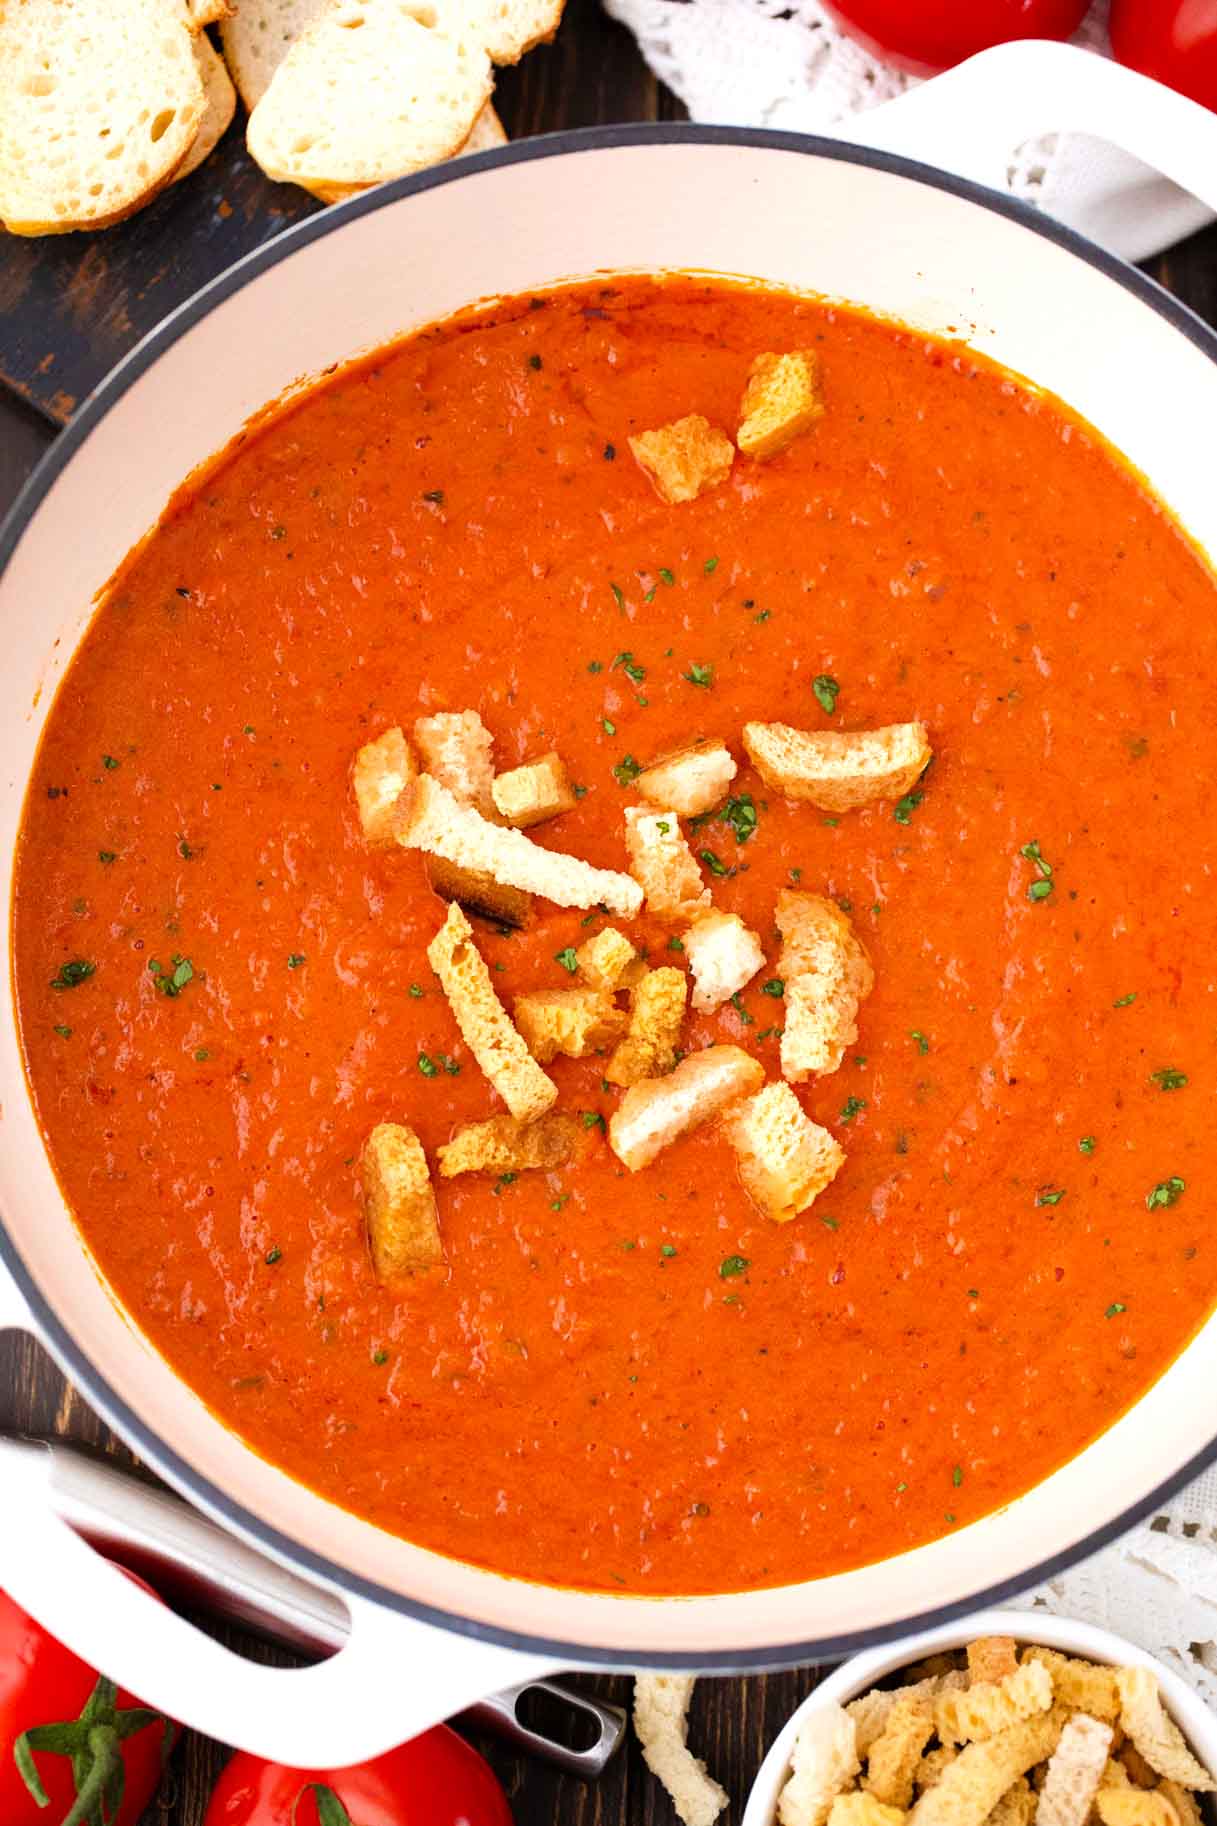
[744,1607,1217,1825]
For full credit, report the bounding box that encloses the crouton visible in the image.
[491,750,578,829]
[513,987,628,1063]
[863,1691,935,1809]
[605,966,688,1087]
[916,1751,958,1794]
[436,1112,579,1178]
[968,1639,1020,1687]
[624,806,711,922]
[351,725,416,845]
[908,1713,1065,1826]
[684,910,765,1011]
[1114,1667,1216,1791]
[629,414,735,506]
[722,1081,845,1222]
[743,720,932,815]
[633,1675,727,1826]
[1119,1748,1158,1790]
[1037,1715,1115,1826]
[1095,1794,1184,1826]
[413,710,496,815]
[989,1778,1036,1826]
[360,1122,443,1283]
[850,1678,966,1760]
[737,349,824,460]
[830,1797,904,1826]
[609,1045,764,1171]
[576,925,641,992]
[1022,1651,1121,1724]
[778,1703,860,1826]
[635,740,738,818]
[398,775,643,916]
[935,1662,1053,1746]
[777,891,875,1081]
[426,903,557,1122]
[426,856,533,930]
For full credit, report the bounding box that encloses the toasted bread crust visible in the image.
[514,987,628,1063]
[605,966,688,1088]
[624,806,711,923]
[737,349,824,460]
[743,720,932,815]
[722,1081,845,1222]
[426,902,557,1121]
[352,725,416,845]
[629,415,735,506]
[361,1121,443,1283]
[635,740,737,818]
[436,1112,579,1177]
[491,750,578,828]
[777,891,875,1082]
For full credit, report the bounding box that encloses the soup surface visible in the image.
[13,279,1217,1595]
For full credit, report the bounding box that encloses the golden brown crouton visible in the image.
[635,740,738,818]
[1114,1667,1216,1791]
[609,1045,764,1171]
[743,720,932,815]
[426,856,533,931]
[605,966,688,1087]
[351,725,416,845]
[629,414,735,506]
[909,1713,1064,1826]
[576,924,641,992]
[399,775,643,916]
[778,1702,860,1826]
[491,751,578,829]
[624,806,711,922]
[863,1691,935,1809]
[777,891,875,1082]
[633,1676,727,1826]
[513,987,628,1063]
[968,1638,1020,1687]
[436,1112,579,1178]
[684,910,765,1011]
[1095,1794,1184,1826]
[830,1796,904,1826]
[361,1122,443,1284]
[426,902,557,1122]
[413,709,496,815]
[722,1081,845,1222]
[915,1751,958,1794]
[737,349,824,460]
[1021,1651,1121,1724]
[935,1662,1053,1746]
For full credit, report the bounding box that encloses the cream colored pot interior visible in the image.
[3,137,1217,1661]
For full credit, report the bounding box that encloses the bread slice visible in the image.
[491,750,576,829]
[684,910,765,1012]
[722,1081,844,1222]
[513,988,627,1064]
[185,0,232,27]
[737,350,824,460]
[221,0,328,108]
[398,774,643,916]
[576,925,640,993]
[624,807,710,923]
[414,709,496,817]
[246,0,491,192]
[361,1121,443,1283]
[605,966,687,1088]
[609,1045,764,1172]
[635,740,737,819]
[633,1675,728,1826]
[351,724,417,845]
[629,415,735,506]
[436,1111,578,1177]
[0,0,206,236]
[743,720,932,815]
[177,31,237,181]
[427,902,556,1120]
[777,890,875,1081]
[439,0,562,61]
[458,99,507,150]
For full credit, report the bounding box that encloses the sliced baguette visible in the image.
[609,1045,764,1172]
[220,0,328,109]
[246,0,491,192]
[458,99,507,151]
[426,902,556,1121]
[0,0,206,236]
[177,30,237,180]
[437,0,562,63]
[398,774,642,916]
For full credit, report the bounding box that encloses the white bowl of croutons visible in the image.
[744,1610,1217,1826]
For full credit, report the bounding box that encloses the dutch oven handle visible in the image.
[0,1433,559,1768]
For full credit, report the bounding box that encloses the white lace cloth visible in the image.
[603,0,1213,260]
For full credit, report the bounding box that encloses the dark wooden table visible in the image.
[2,7,1216,1820]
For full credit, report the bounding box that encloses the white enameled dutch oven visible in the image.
[744,1608,1217,1825]
[5,56,1217,1770]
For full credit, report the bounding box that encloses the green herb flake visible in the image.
[910,1029,930,1054]
[839,1095,866,1125]
[102,755,120,771]
[762,978,785,998]
[658,567,675,587]
[287,953,306,969]
[754,608,771,624]
[896,1480,909,1493]
[422,488,445,506]
[1036,1187,1066,1206]
[700,848,729,878]
[373,1349,390,1366]
[666,936,685,953]
[683,662,714,688]
[409,983,424,999]
[493,1172,518,1196]
[439,1054,460,1076]
[51,959,96,991]
[610,584,625,612]
[1106,1302,1127,1319]
[704,556,719,574]
[528,353,543,371]
[418,1053,439,1078]
[98,850,118,865]
[265,1246,282,1265]
[588,659,604,674]
[729,991,754,1026]
[602,718,616,736]
[720,792,758,844]
[194,1047,210,1062]
[821,1215,839,1231]
[893,788,924,825]
[812,674,840,715]
[551,1194,571,1211]
[1114,992,1136,1008]
[1150,1068,1188,1091]
[555,947,579,974]
[1079,1136,1096,1154]
[582,1110,606,1131]
[660,1244,677,1258]
[612,753,642,787]
[953,1464,964,1488]
[612,650,646,683]
[1146,1176,1185,1210]
[719,1254,750,1279]
[53,1024,72,1039]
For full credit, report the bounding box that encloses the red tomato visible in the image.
[1109,0,1217,112]
[0,1569,175,1826]
[204,1729,514,1826]
[819,0,1090,75]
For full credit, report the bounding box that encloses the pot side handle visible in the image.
[0,1438,555,1767]
[849,39,1217,262]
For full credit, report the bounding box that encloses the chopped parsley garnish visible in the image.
[612,753,642,787]
[839,1095,866,1124]
[528,353,543,370]
[910,1029,930,1054]
[700,848,729,877]
[438,1054,460,1076]
[683,662,714,688]
[658,567,675,587]
[418,1053,439,1077]
[102,755,120,771]
[51,959,96,991]
[373,1349,390,1365]
[896,1481,908,1494]
[661,1244,677,1257]
[1036,1187,1066,1206]
[1114,992,1136,1008]
[704,556,719,574]
[1079,1136,1096,1154]
[493,1172,518,1195]
[148,955,194,998]
[1020,839,1055,901]
[555,946,579,973]
[952,1465,964,1488]
[1106,1302,1127,1319]
[178,839,195,860]
[612,650,646,683]
[422,488,445,505]
[719,1254,750,1278]
[53,1024,72,1039]
[588,659,604,674]
[602,718,616,736]
[821,1215,839,1231]
[667,936,685,952]
[762,978,785,998]
[719,793,757,843]
[551,1194,571,1211]
[610,583,625,611]
[1146,1176,1185,1210]
[409,983,424,998]
[893,787,924,825]
[98,850,117,865]
[730,991,754,1026]
[812,674,840,715]
[194,1047,210,1062]
[287,953,306,969]
[265,1246,282,1265]
[754,608,771,623]
[1150,1068,1188,1091]
[582,1110,606,1131]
